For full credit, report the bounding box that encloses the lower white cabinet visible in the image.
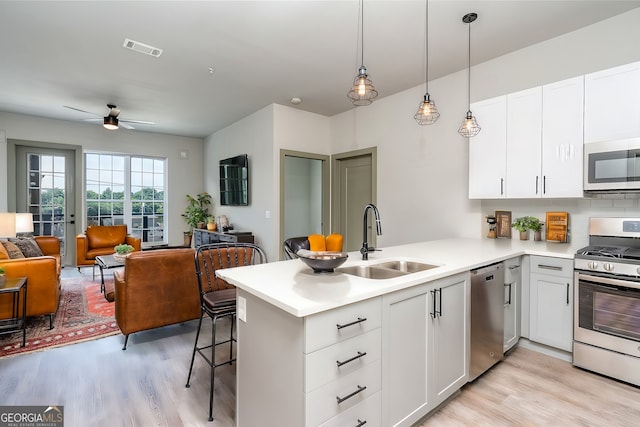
[504,257,521,352]
[382,272,470,427]
[529,256,573,351]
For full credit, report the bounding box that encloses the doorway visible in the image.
[15,145,77,266]
[280,150,329,259]
[331,148,377,252]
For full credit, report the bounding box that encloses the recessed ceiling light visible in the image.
[290,97,302,105]
[123,38,163,58]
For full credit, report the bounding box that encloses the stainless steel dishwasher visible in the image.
[469,262,505,381]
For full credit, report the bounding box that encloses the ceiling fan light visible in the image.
[414,93,440,125]
[103,116,118,130]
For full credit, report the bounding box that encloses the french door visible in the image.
[16,146,76,266]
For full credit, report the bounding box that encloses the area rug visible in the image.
[0,275,120,358]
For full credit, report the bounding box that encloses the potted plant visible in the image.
[512,216,532,240]
[0,266,5,284]
[114,244,135,262]
[206,216,217,231]
[183,192,213,232]
[528,217,544,241]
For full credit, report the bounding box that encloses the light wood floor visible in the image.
[1,269,639,426]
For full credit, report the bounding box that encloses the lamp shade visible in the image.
[15,213,34,234]
[0,213,17,238]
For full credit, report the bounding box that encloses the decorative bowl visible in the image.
[297,249,348,273]
[113,253,130,263]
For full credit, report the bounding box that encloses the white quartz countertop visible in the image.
[216,237,579,318]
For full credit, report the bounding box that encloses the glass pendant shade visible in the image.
[414,93,440,125]
[458,110,481,138]
[348,65,378,106]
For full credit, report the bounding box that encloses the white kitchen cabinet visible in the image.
[236,290,382,427]
[468,96,507,199]
[541,76,584,198]
[585,61,640,144]
[506,87,542,198]
[503,257,522,352]
[529,256,573,352]
[382,272,469,427]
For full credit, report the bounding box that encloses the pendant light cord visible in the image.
[425,0,429,93]
[361,0,364,67]
[467,18,471,110]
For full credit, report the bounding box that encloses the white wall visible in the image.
[0,111,204,246]
[204,104,330,261]
[329,7,640,249]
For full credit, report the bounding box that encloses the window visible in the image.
[85,153,166,246]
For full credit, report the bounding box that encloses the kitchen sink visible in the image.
[338,259,441,280]
[337,265,406,280]
[374,260,439,273]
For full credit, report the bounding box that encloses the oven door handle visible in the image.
[577,273,640,291]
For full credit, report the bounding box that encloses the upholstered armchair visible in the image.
[76,225,141,269]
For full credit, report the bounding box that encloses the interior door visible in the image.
[16,146,76,266]
[332,148,376,252]
[280,150,329,259]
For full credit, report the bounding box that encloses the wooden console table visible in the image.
[193,229,254,247]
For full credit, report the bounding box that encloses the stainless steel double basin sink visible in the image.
[337,259,439,280]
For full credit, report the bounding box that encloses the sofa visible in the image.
[114,248,201,350]
[0,236,61,328]
[76,225,141,269]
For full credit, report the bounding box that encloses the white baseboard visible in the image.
[516,338,572,362]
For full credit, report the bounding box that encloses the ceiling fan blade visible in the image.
[64,105,100,116]
[119,122,135,130]
[120,119,155,125]
[82,118,102,122]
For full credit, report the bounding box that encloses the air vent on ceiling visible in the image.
[123,38,163,58]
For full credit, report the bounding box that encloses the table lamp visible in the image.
[15,212,34,236]
[0,213,17,238]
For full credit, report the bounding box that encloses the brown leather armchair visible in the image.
[0,236,61,328]
[114,248,201,350]
[76,225,141,269]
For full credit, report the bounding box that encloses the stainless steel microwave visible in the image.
[584,138,640,191]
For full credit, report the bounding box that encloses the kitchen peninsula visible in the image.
[217,238,578,427]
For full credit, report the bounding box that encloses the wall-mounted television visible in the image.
[219,154,249,206]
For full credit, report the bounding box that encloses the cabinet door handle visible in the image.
[355,420,367,427]
[337,317,367,330]
[543,175,547,194]
[336,351,367,367]
[566,283,570,305]
[500,178,504,195]
[430,289,437,319]
[336,385,367,404]
[437,287,442,317]
[504,282,512,305]
[537,264,562,271]
[536,176,539,194]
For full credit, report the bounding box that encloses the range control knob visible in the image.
[588,261,599,270]
[636,266,640,276]
[603,263,614,272]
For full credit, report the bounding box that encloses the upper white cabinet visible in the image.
[541,76,584,198]
[468,96,507,199]
[469,77,584,199]
[585,61,640,144]
[506,87,542,198]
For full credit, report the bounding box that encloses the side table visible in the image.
[0,276,28,347]
[95,255,125,300]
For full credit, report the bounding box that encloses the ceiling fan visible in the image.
[64,104,155,130]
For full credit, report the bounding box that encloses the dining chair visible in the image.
[185,242,267,421]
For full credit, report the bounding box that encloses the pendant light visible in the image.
[347,0,378,106]
[414,0,440,125]
[458,12,481,138]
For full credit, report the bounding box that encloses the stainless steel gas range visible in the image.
[574,217,640,386]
